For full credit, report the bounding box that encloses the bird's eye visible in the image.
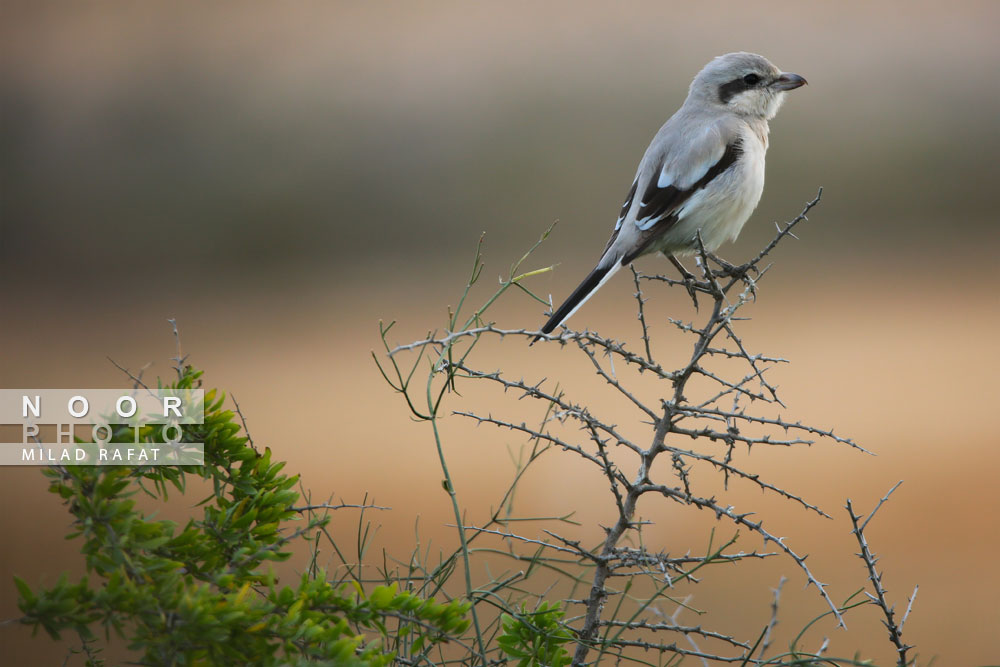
[743,73,761,86]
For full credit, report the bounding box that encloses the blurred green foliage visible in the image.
[498,602,573,667]
[13,366,470,666]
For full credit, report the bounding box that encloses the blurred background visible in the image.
[2,1,999,663]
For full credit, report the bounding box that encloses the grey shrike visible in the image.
[536,52,806,340]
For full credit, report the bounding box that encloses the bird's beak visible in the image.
[771,72,807,91]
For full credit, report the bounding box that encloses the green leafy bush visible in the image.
[498,602,572,667]
[14,367,469,666]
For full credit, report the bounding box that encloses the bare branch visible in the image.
[376,192,912,666]
[846,484,914,666]
[291,502,390,513]
[631,264,655,363]
[761,576,786,656]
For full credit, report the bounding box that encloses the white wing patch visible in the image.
[615,178,639,231]
[635,213,659,231]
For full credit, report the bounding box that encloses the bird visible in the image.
[534,52,806,341]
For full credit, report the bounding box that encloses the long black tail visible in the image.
[533,262,620,343]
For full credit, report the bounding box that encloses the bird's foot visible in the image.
[708,255,759,298]
[705,253,746,278]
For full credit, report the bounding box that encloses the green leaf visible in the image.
[13,576,35,605]
[369,584,396,609]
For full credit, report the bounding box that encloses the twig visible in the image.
[291,502,390,512]
[631,264,655,363]
[846,482,914,666]
[761,576,786,656]
[107,357,151,390]
[167,318,189,380]
[230,394,258,453]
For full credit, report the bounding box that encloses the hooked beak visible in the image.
[771,72,807,91]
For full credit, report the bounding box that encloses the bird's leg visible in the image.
[668,254,700,310]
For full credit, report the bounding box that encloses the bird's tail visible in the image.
[533,261,622,343]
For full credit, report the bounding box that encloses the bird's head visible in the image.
[689,52,807,120]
